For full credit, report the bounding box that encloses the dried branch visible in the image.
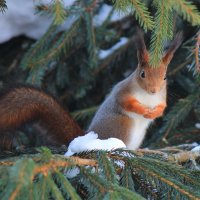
[195,32,200,71]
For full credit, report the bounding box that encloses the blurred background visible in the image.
[0,0,199,150]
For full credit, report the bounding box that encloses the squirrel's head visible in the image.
[134,31,183,95]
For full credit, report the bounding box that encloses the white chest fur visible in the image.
[134,88,164,108]
[125,89,164,150]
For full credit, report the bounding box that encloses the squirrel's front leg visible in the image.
[119,96,149,115]
[119,96,166,119]
[144,103,166,119]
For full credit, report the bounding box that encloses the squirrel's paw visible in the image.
[143,103,166,119]
[143,109,156,119]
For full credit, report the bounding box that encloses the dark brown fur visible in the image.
[0,86,83,145]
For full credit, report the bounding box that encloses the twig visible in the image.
[195,32,200,72]
[85,0,97,13]
[0,156,97,169]
[168,151,200,163]
[0,161,14,166]
[33,156,97,175]
[135,149,166,156]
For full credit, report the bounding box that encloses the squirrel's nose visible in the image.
[150,88,157,94]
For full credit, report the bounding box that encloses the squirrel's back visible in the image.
[0,86,83,146]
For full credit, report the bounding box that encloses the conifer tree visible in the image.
[0,0,200,199]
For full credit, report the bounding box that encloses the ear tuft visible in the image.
[134,28,149,64]
[163,32,183,65]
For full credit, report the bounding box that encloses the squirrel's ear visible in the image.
[134,29,149,65]
[162,32,183,66]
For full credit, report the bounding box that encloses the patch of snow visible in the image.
[110,7,132,22]
[114,160,125,169]
[64,131,126,156]
[65,148,74,157]
[195,123,200,129]
[0,0,76,43]
[62,0,76,7]
[93,4,131,26]
[177,143,199,149]
[0,1,131,43]
[98,37,128,59]
[191,145,200,152]
[65,168,80,179]
[93,4,112,26]
[191,142,199,147]
[119,151,134,158]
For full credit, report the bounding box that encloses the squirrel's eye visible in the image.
[140,70,145,78]
[164,74,167,80]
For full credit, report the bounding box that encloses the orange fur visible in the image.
[143,103,166,119]
[121,95,166,119]
[121,96,148,115]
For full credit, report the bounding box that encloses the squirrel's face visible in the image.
[133,31,182,95]
[134,30,182,95]
[136,62,167,95]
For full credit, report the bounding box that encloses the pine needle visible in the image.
[0,0,7,13]
[171,0,200,26]
[113,0,154,31]
[71,106,98,121]
[150,0,173,66]
[52,0,66,25]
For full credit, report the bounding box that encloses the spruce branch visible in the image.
[1,148,200,199]
[129,0,154,31]
[112,185,145,200]
[113,0,154,31]
[21,18,81,85]
[52,0,66,25]
[136,164,200,199]
[169,151,200,164]
[171,0,200,26]
[98,151,118,184]
[112,0,199,67]
[162,93,199,140]
[128,157,200,199]
[71,106,98,121]
[2,159,35,200]
[195,32,200,71]
[80,167,144,199]
[147,92,199,146]
[120,165,135,191]
[33,157,97,175]
[0,156,97,168]
[83,0,98,69]
[31,18,81,67]
[55,171,82,200]
[0,0,7,13]
[20,23,57,70]
[186,31,200,74]
[80,167,108,194]
[34,174,49,199]
[150,0,173,66]
[94,37,133,75]
[46,174,65,200]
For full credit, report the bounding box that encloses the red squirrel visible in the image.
[88,32,182,149]
[0,32,182,150]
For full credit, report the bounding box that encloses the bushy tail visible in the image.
[0,86,83,145]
